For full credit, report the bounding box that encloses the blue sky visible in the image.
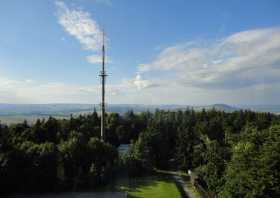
[0,0,280,104]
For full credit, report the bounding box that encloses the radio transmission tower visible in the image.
[99,31,107,141]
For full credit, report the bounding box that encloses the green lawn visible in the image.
[129,178,180,198]
[115,175,181,198]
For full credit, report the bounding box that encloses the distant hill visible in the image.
[0,103,94,116]
[0,103,278,124]
[191,104,239,112]
[238,105,280,114]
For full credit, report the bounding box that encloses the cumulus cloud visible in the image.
[133,74,159,90]
[86,54,102,64]
[0,74,279,105]
[0,75,152,104]
[56,1,102,50]
[56,1,104,64]
[139,27,280,89]
[0,70,159,104]
[122,74,160,90]
[0,77,100,103]
[86,54,111,64]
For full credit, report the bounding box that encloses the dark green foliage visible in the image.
[0,114,118,195]
[0,109,279,197]
[124,109,280,197]
[220,125,280,197]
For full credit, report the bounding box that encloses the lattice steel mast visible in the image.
[99,31,107,141]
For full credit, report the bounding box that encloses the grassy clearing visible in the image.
[155,169,203,198]
[128,177,181,198]
[112,175,181,198]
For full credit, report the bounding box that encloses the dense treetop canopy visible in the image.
[0,109,279,197]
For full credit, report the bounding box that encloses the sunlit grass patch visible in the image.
[129,178,180,198]
[115,176,181,198]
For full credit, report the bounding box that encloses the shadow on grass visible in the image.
[106,171,182,198]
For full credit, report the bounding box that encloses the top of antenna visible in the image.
[102,30,105,47]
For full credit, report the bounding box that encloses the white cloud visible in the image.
[86,54,111,64]
[121,74,160,90]
[56,1,106,65]
[132,74,158,90]
[0,78,118,104]
[0,75,153,104]
[0,73,279,105]
[0,77,98,103]
[86,54,102,64]
[56,1,102,50]
[139,27,280,89]
[3,25,279,105]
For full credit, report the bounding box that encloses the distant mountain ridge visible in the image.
[0,103,279,116]
[0,103,279,124]
[0,103,94,116]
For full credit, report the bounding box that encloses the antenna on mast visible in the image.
[99,30,107,141]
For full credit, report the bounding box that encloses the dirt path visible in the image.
[155,169,201,198]
[173,175,199,198]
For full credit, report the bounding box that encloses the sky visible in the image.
[0,0,280,105]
